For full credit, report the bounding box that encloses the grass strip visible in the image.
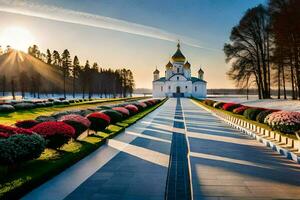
[192,98,297,140]
[0,97,147,125]
[0,98,167,199]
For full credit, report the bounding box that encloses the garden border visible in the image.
[0,98,167,200]
[192,99,300,164]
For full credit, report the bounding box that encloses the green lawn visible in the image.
[192,98,297,140]
[0,97,146,125]
[0,98,166,199]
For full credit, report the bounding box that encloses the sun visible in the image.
[0,26,35,52]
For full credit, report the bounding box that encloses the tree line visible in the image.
[0,45,135,99]
[224,0,300,99]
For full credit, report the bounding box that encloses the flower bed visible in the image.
[243,108,266,120]
[100,110,123,123]
[58,114,91,138]
[265,111,300,133]
[222,103,240,111]
[233,106,250,115]
[213,101,225,108]
[124,104,139,115]
[86,112,111,132]
[15,120,40,129]
[201,98,300,135]
[0,134,46,165]
[30,122,76,149]
[112,107,130,117]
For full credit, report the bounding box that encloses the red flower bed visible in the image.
[0,124,33,136]
[58,114,91,138]
[232,106,250,115]
[124,104,139,115]
[86,112,111,132]
[222,103,241,111]
[143,100,153,106]
[59,114,91,128]
[112,107,130,117]
[30,121,75,149]
[15,120,40,129]
[139,102,147,108]
[0,132,10,138]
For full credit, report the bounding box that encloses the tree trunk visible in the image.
[282,64,287,99]
[277,66,281,99]
[11,79,15,100]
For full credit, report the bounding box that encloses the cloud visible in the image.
[0,0,218,51]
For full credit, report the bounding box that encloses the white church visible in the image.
[152,43,207,98]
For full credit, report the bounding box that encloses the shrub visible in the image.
[44,102,54,107]
[79,109,94,117]
[35,102,46,107]
[138,102,148,108]
[112,107,130,118]
[62,100,70,105]
[124,105,139,115]
[30,122,75,149]
[100,110,123,123]
[0,134,46,165]
[143,101,153,106]
[244,108,266,120]
[53,100,63,105]
[35,115,56,122]
[213,102,225,108]
[0,124,34,135]
[265,111,300,133]
[51,111,71,119]
[86,112,111,132]
[233,106,249,115]
[58,114,91,138]
[14,103,36,110]
[0,104,15,113]
[58,97,66,101]
[203,99,215,107]
[0,132,10,138]
[68,100,75,103]
[131,103,144,111]
[256,110,278,123]
[222,103,241,111]
[15,120,40,129]
[97,105,112,109]
[48,98,54,102]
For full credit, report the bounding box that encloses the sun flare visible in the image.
[0,26,34,52]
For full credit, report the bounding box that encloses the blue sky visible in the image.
[0,0,266,89]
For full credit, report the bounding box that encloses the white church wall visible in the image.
[169,75,187,81]
[192,82,207,98]
[152,82,165,98]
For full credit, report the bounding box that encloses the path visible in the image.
[22,98,300,200]
[182,98,300,199]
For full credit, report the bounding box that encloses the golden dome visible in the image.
[171,43,186,63]
[184,61,191,69]
[165,61,173,69]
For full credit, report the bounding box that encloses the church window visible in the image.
[185,86,188,89]
[195,86,197,91]
[177,68,179,73]
[161,86,163,91]
[177,77,179,80]
[168,86,171,90]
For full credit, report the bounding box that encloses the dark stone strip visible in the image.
[165,98,191,200]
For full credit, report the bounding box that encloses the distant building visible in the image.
[152,43,207,98]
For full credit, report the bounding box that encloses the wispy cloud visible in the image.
[0,0,218,51]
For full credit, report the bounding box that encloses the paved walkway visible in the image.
[23,98,300,200]
[182,98,300,199]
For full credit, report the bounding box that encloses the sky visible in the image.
[0,0,266,89]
